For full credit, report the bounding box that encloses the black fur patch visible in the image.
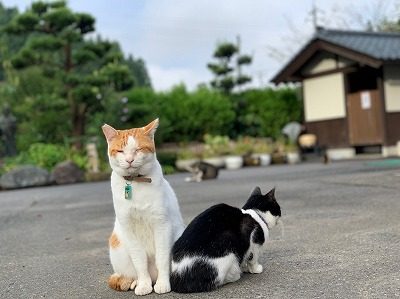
[172,204,258,264]
[170,259,218,293]
[252,225,265,245]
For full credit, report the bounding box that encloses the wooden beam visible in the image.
[302,66,358,80]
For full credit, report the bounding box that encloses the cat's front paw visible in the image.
[249,264,263,274]
[154,279,171,294]
[241,263,250,273]
[134,280,153,296]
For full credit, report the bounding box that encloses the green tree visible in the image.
[5,0,134,148]
[0,2,27,81]
[125,55,152,88]
[236,87,302,138]
[207,36,252,94]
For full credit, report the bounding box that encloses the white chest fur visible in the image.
[241,209,269,246]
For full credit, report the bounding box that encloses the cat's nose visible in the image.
[125,156,134,164]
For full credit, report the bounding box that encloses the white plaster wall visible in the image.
[303,73,346,122]
[302,53,353,75]
[384,65,400,112]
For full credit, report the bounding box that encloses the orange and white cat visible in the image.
[102,119,185,296]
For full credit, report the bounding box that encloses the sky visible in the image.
[3,0,400,91]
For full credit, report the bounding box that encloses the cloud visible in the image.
[147,64,210,91]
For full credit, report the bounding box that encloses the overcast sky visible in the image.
[3,0,400,90]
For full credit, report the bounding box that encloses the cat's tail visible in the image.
[170,259,218,293]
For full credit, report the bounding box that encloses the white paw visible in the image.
[134,281,153,296]
[130,280,137,290]
[154,279,171,294]
[249,264,263,274]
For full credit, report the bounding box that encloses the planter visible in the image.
[287,152,300,164]
[175,158,200,171]
[203,157,225,168]
[224,155,243,170]
[253,153,271,166]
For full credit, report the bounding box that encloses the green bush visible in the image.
[162,165,175,175]
[123,85,235,143]
[67,150,88,170]
[234,87,303,139]
[1,143,88,173]
[27,143,67,170]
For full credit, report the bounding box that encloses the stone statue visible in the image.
[86,142,99,173]
[282,121,302,143]
[0,105,17,157]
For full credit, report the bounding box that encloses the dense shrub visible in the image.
[123,85,235,143]
[234,87,302,139]
[2,81,302,168]
[89,85,301,145]
[1,143,88,173]
[27,143,67,170]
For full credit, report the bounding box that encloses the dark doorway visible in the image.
[346,67,384,146]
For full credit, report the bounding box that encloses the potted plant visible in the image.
[285,141,300,164]
[271,138,287,164]
[202,134,230,168]
[252,138,273,166]
[224,137,253,170]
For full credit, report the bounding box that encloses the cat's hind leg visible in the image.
[247,247,263,274]
[224,261,241,284]
[214,253,241,286]
[108,232,137,291]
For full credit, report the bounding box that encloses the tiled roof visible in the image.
[271,28,400,83]
[316,28,400,61]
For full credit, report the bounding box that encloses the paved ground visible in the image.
[1,160,400,299]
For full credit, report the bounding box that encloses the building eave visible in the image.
[271,38,384,84]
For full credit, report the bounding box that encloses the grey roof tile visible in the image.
[316,28,400,61]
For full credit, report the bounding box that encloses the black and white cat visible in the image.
[170,187,281,293]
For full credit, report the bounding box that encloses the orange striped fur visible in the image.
[108,273,134,291]
[103,119,158,156]
[109,232,120,249]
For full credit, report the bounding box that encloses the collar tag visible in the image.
[124,183,132,200]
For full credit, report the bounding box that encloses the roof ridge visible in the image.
[316,27,400,38]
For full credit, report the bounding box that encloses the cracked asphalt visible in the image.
[1,160,399,299]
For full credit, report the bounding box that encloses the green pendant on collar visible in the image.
[123,175,152,200]
[125,182,132,200]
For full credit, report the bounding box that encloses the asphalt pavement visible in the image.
[1,160,399,299]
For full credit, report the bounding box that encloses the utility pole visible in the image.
[310,0,318,31]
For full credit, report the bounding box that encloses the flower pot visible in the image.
[287,152,300,164]
[253,153,271,166]
[203,157,225,168]
[224,155,243,170]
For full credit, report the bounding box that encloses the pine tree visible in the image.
[5,1,135,148]
[207,36,252,94]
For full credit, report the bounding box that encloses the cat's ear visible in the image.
[143,118,159,137]
[265,187,276,198]
[102,124,118,142]
[250,186,262,197]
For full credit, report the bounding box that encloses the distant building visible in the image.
[272,28,400,159]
